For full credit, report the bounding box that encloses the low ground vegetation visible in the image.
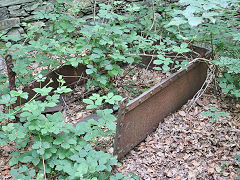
[0,0,239,179]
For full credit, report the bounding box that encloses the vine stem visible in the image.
[42,155,47,180]
[150,0,156,31]
[39,135,47,180]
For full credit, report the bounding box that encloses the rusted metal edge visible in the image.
[126,47,212,112]
[114,62,208,159]
[5,55,16,91]
[15,64,86,107]
[113,46,211,159]
[126,60,206,112]
[113,98,128,153]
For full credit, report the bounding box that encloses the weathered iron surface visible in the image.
[16,64,86,107]
[5,55,16,91]
[114,47,210,159]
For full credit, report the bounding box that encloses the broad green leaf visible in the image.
[167,17,187,27]
[187,16,203,27]
[9,158,18,166]
[83,99,94,105]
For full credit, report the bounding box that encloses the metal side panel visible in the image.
[114,62,208,159]
[15,64,86,106]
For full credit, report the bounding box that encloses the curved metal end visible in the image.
[120,97,128,106]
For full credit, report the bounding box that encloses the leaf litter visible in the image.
[114,90,240,179]
[62,64,169,124]
[1,63,239,179]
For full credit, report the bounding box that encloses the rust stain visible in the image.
[15,64,86,108]
[114,47,211,159]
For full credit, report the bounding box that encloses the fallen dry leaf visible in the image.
[1,169,10,176]
[166,170,173,177]
[208,168,215,174]
[114,92,239,179]
[179,110,186,117]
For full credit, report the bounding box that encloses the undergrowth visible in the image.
[0,0,239,179]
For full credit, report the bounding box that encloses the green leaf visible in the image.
[9,158,19,166]
[167,17,187,27]
[37,148,45,155]
[86,105,98,109]
[33,87,53,96]
[21,156,33,163]
[106,121,116,131]
[10,169,18,176]
[32,141,41,149]
[105,64,113,70]
[29,169,36,177]
[79,149,87,157]
[86,69,93,74]
[76,163,88,176]
[83,99,94,105]
[187,16,203,27]
[125,57,134,63]
[32,157,40,166]
[112,95,122,101]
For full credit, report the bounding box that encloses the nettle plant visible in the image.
[162,0,240,98]
[0,76,138,179]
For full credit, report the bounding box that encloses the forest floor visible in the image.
[0,64,239,179]
[114,88,240,180]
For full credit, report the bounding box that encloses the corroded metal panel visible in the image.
[114,48,210,159]
[16,64,86,106]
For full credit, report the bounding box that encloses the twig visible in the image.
[125,53,187,59]
[187,63,216,112]
[61,95,71,112]
[150,0,156,31]
[119,64,138,80]
[146,55,154,71]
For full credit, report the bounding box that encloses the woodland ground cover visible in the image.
[0,0,239,179]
